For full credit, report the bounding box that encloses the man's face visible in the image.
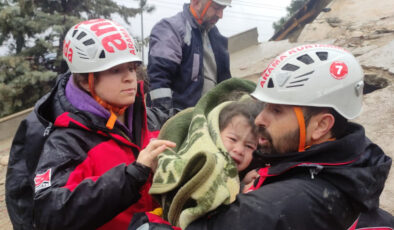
[255,103,300,155]
[201,1,226,28]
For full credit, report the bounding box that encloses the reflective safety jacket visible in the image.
[147,4,231,111]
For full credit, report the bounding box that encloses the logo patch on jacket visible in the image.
[34,168,52,192]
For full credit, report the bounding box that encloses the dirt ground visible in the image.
[0,138,12,229]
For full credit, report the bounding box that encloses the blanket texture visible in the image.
[149,78,257,228]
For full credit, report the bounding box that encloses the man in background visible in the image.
[147,0,232,112]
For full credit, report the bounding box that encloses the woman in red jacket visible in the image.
[7,18,175,230]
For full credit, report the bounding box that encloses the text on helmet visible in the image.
[259,44,349,88]
[64,19,137,63]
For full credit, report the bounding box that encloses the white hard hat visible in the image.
[63,19,142,73]
[213,0,231,7]
[251,44,364,119]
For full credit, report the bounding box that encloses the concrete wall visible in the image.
[0,107,32,141]
[228,27,259,54]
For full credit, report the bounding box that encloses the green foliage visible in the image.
[273,0,308,33]
[0,0,155,117]
[0,55,56,117]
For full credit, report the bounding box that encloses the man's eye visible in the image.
[270,106,281,114]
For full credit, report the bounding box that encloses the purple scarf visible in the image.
[65,75,133,136]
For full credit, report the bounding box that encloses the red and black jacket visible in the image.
[7,72,159,230]
[186,123,393,229]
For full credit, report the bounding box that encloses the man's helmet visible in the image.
[213,0,231,6]
[63,18,141,73]
[251,44,364,119]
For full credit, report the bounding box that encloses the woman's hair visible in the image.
[219,98,264,136]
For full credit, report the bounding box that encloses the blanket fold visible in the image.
[150,78,256,228]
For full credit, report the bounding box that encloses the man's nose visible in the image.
[216,9,223,19]
[255,109,268,128]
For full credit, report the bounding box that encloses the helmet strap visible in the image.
[293,106,306,152]
[88,73,127,130]
[190,0,212,25]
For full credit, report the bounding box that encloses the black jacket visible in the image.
[187,123,392,229]
[6,73,163,230]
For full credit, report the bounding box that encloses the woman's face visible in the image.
[93,62,138,107]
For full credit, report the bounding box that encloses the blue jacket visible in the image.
[147,4,231,111]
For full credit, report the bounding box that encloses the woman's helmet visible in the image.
[63,18,141,73]
[63,19,142,129]
[251,44,364,119]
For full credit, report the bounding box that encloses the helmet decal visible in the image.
[63,40,73,63]
[330,61,348,80]
[63,19,141,73]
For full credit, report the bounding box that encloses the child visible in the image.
[148,79,262,228]
[218,100,260,172]
[130,93,263,230]
[6,19,175,230]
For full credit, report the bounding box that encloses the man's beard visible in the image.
[258,127,300,155]
[201,16,219,30]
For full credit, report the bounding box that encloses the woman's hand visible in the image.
[137,139,176,169]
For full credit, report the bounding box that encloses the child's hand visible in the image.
[242,169,260,193]
[137,139,176,169]
[242,169,260,184]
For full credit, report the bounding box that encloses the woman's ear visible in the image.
[308,113,335,142]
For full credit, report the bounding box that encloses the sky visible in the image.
[114,0,292,62]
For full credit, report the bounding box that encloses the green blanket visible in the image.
[150,78,257,228]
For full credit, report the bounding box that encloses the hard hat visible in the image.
[63,18,142,73]
[213,0,231,7]
[251,44,364,119]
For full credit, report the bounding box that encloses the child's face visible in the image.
[94,62,138,107]
[220,115,258,171]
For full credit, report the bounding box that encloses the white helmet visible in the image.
[63,18,142,73]
[213,0,231,7]
[251,44,364,119]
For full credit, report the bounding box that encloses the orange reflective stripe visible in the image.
[293,106,306,152]
[190,0,212,24]
[106,110,117,129]
[88,72,96,98]
[200,0,212,21]
[189,6,201,24]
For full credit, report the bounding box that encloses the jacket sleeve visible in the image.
[186,178,358,230]
[147,19,183,111]
[146,107,181,131]
[32,130,152,230]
